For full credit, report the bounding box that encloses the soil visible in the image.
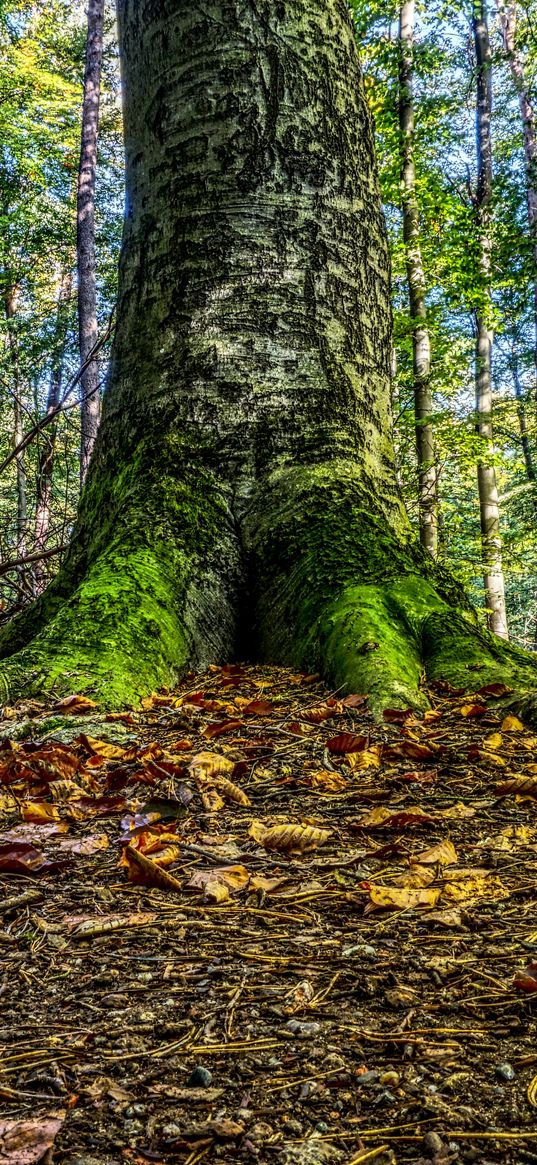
[1,664,537,1165]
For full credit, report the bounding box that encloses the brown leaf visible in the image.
[54,834,109,856]
[212,774,251,806]
[346,746,382,772]
[326,732,367,754]
[240,699,274,717]
[187,865,250,901]
[459,703,487,719]
[383,741,437,761]
[0,1114,65,1164]
[20,802,62,824]
[300,702,342,724]
[53,693,97,713]
[202,719,244,739]
[383,707,415,723]
[249,819,332,853]
[67,912,157,938]
[309,769,348,792]
[76,735,127,760]
[148,1085,224,1102]
[354,805,436,830]
[495,776,537,799]
[189,752,236,781]
[0,841,48,874]
[397,769,437,784]
[124,844,183,891]
[340,693,369,708]
[476,683,513,698]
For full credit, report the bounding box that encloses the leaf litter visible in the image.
[1,668,537,1162]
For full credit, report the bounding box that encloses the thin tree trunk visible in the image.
[496,0,537,396]
[473,0,509,639]
[34,270,73,593]
[77,0,104,483]
[4,286,28,598]
[512,347,535,481]
[398,0,437,556]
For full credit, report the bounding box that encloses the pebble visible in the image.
[495,1062,515,1081]
[285,1019,321,1038]
[315,1121,329,1132]
[187,1065,212,1088]
[100,994,129,1008]
[423,1131,444,1156]
[356,1070,379,1086]
[380,1070,400,1087]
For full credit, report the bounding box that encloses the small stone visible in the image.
[495,1062,515,1081]
[285,1019,321,1038]
[356,1070,380,1086]
[100,993,129,1008]
[162,1123,182,1137]
[187,1065,212,1088]
[423,1131,444,1156]
[316,1121,329,1132]
[380,1070,400,1087]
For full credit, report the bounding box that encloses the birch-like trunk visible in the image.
[398,0,437,556]
[496,0,537,394]
[34,270,73,593]
[1,0,535,711]
[77,0,104,483]
[473,0,509,640]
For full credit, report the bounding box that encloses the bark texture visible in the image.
[398,0,437,557]
[0,0,536,712]
[472,0,509,640]
[77,0,104,483]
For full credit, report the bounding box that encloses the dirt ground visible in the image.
[2,664,537,1165]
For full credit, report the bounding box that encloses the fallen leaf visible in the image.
[20,802,61,824]
[300,702,342,724]
[124,845,183,891]
[383,741,437,761]
[476,683,513,698]
[396,768,437,784]
[341,693,369,708]
[189,752,236,781]
[202,719,244,739]
[346,747,382,772]
[442,871,508,904]
[53,694,97,713]
[501,714,525,732]
[0,1114,65,1164]
[211,774,251,806]
[187,865,250,901]
[77,735,127,760]
[148,1085,225,1102]
[459,703,487,719]
[54,834,109,855]
[67,912,157,938]
[495,777,537,799]
[326,733,367,754]
[383,707,415,723]
[240,699,274,717]
[438,801,476,819]
[354,806,436,830]
[309,770,348,792]
[249,820,332,853]
[364,884,441,911]
[414,839,458,866]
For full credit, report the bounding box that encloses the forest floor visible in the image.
[2,666,537,1165]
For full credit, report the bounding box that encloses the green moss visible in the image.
[423,610,537,692]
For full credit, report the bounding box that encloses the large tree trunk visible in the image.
[4,286,29,601]
[398,0,438,557]
[472,0,509,640]
[77,0,104,483]
[0,0,535,713]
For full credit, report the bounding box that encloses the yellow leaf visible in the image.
[442,871,509,904]
[212,774,251,806]
[495,776,537,799]
[124,845,183,891]
[484,732,503,751]
[310,770,348,792]
[366,884,441,910]
[80,737,127,760]
[53,694,97,714]
[248,820,332,854]
[189,752,236,781]
[413,839,458,866]
[501,715,525,732]
[20,801,61,823]
[346,747,382,772]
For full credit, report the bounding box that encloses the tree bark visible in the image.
[0,0,535,713]
[4,286,28,599]
[77,0,104,483]
[398,0,437,557]
[496,0,537,395]
[34,269,73,593]
[472,0,509,640]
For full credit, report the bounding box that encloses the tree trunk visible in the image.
[4,286,29,600]
[472,0,509,640]
[77,0,104,483]
[398,0,437,557]
[0,0,535,713]
[496,0,537,396]
[34,270,73,593]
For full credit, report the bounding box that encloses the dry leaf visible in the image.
[364,883,441,911]
[501,714,525,732]
[346,746,382,772]
[67,912,157,938]
[459,703,486,719]
[212,774,251,806]
[189,752,236,781]
[53,693,97,713]
[300,702,342,724]
[202,719,244,739]
[354,805,435,830]
[326,733,367,754]
[0,1114,65,1165]
[438,801,476,820]
[495,776,537,799]
[414,839,458,866]
[124,844,183,891]
[442,871,508,904]
[187,865,249,902]
[310,770,348,792]
[249,820,332,854]
[20,801,61,824]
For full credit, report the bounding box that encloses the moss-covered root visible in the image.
[0,548,185,708]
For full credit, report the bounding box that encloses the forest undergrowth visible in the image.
[2,665,537,1164]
